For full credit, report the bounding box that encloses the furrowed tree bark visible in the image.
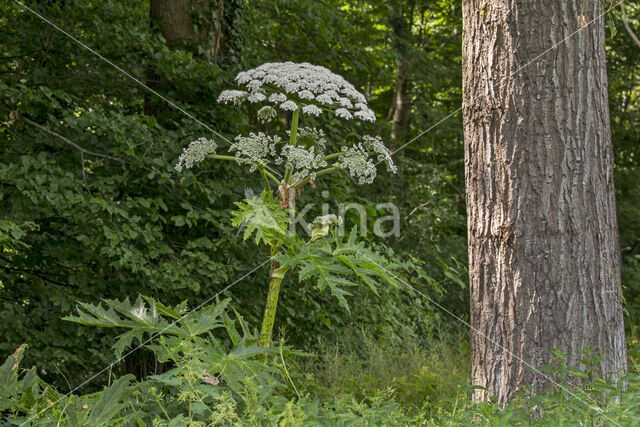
[462,1,626,402]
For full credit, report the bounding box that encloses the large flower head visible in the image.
[217,62,376,123]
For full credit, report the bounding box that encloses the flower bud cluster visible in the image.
[311,214,343,227]
[277,144,327,182]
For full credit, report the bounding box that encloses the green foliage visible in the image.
[279,228,399,311]
[1,298,418,425]
[0,221,36,250]
[231,191,290,246]
[0,0,464,389]
[1,344,138,426]
[228,188,400,315]
[3,311,640,425]
[303,327,469,414]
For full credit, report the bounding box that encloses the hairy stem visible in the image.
[258,245,290,347]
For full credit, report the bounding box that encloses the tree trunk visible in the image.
[144,0,225,116]
[391,67,410,143]
[388,0,412,144]
[462,0,626,403]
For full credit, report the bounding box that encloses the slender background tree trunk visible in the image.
[388,0,412,144]
[144,0,226,116]
[462,0,626,402]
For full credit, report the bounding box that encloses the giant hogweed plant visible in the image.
[176,62,399,347]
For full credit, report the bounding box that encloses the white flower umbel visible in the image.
[311,214,342,227]
[337,143,377,184]
[218,62,377,122]
[257,106,277,123]
[310,213,343,241]
[280,100,299,111]
[277,144,327,181]
[335,108,353,120]
[179,62,398,188]
[230,133,280,171]
[302,104,322,116]
[248,92,266,103]
[217,90,248,105]
[175,137,217,172]
[363,135,397,173]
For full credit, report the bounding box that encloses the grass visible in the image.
[302,325,469,415]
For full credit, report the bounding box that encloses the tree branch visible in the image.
[12,111,122,162]
[620,3,640,49]
[375,100,396,136]
[0,256,77,288]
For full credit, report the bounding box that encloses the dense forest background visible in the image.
[1,0,639,398]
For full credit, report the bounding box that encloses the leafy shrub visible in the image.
[1,297,414,425]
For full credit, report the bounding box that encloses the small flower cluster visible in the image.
[277,144,327,182]
[217,90,247,105]
[175,137,217,172]
[337,143,377,184]
[217,62,376,122]
[257,106,277,123]
[230,133,280,171]
[335,136,397,184]
[363,135,397,173]
[310,213,343,241]
[312,214,343,227]
[290,127,327,150]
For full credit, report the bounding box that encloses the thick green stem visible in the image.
[259,167,271,191]
[263,168,281,186]
[258,245,290,347]
[322,152,342,161]
[208,154,238,161]
[289,109,300,146]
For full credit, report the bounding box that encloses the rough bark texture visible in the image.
[462,1,626,402]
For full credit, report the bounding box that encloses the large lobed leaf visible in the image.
[64,296,231,358]
[278,227,399,312]
[231,190,291,246]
